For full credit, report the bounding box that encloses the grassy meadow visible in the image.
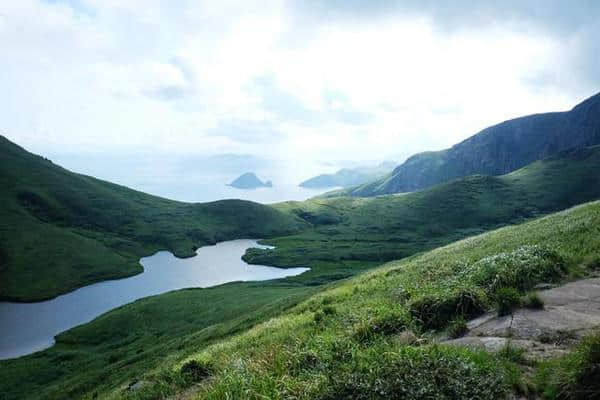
[0,136,307,301]
[101,201,600,400]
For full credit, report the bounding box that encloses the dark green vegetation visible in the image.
[2,132,600,398]
[2,201,598,399]
[335,91,600,197]
[299,161,395,189]
[246,146,600,286]
[227,172,272,189]
[522,291,545,309]
[86,201,600,399]
[0,282,317,400]
[0,136,306,301]
[536,332,600,399]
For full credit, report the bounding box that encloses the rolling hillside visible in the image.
[2,141,600,398]
[245,145,600,283]
[0,136,307,301]
[337,91,600,197]
[3,200,598,399]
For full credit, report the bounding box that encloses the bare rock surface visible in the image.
[443,278,600,358]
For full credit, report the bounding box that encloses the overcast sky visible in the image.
[2,0,599,185]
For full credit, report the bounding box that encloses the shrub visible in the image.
[352,308,410,343]
[522,292,545,309]
[180,359,213,383]
[321,345,509,399]
[536,333,600,399]
[408,287,487,330]
[467,245,567,292]
[314,310,326,324]
[447,316,469,339]
[495,287,521,316]
[497,342,526,364]
[322,305,336,315]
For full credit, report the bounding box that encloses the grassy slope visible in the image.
[0,136,307,301]
[0,282,318,400]
[104,201,600,399]
[335,91,600,197]
[2,147,600,398]
[244,146,600,286]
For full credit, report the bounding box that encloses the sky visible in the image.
[1,0,599,199]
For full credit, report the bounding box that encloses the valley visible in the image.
[1,94,600,399]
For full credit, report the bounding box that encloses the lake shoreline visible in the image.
[0,239,308,360]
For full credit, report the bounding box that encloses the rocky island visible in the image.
[228,172,273,189]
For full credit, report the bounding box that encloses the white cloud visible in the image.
[0,0,597,184]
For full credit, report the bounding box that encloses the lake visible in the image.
[0,239,308,360]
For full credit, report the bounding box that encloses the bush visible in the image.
[180,359,213,383]
[447,317,469,339]
[536,333,600,399]
[352,308,410,342]
[495,287,521,316]
[322,305,336,315]
[467,245,567,292]
[497,342,526,364]
[314,310,326,324]
[522,292,545,309]
[408,287,487,330]
[321,345,509,399]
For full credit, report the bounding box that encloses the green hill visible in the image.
[0,136,306,301]
[245,146,600,284]
[336,91,600,197]
[3,200,598,399]
[2,140,600,398]
[143,200,600,400]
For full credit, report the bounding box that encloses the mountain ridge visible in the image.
[0,136,304,301]
[338,91,600,197]
[299,161,396,189]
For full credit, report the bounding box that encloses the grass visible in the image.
[522,292,545,309]
[246,146,600,289]
[3,138,600,397]
[3,138,600,300]
[495,287,522,317]
[0,136,307,301]
[34,200,598,400]
[0,282,318,400]
[536,332,600,399]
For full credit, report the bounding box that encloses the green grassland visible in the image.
[244,146,600,286]
[3,139,600,398]
[0,136,307,301]
[0,282,319,400]
[95,200,600,399]
[2,201,599,399]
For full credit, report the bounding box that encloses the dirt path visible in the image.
[443,277,600,358]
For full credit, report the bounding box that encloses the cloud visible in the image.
[206,118,287,144]
[1,0,598,187]
[289,0,600,90]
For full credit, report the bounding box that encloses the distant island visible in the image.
[299,161,396,189]
[228,172,272,189]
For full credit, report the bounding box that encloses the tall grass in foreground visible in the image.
[110,202,600,400]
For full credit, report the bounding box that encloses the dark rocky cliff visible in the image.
[346,92,600,196]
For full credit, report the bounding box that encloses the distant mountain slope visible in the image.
[0,136,306,301]
[3,145,600,399]
[340,92,600,197]
[299,161,396,188]
[245,145,600,280]
[228,172,272,189]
